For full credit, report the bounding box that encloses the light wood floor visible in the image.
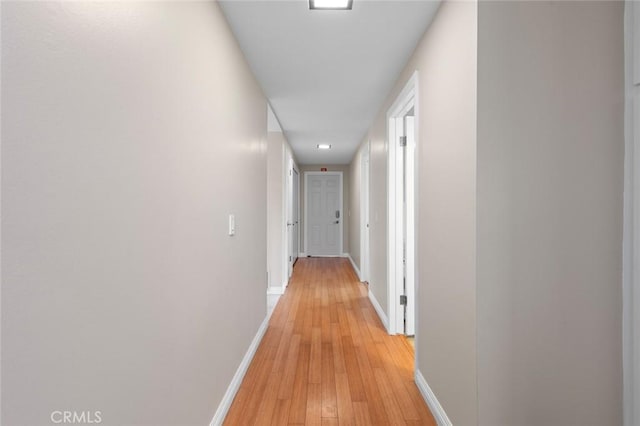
[224,257,436,426]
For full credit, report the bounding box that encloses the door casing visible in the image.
[387,71,418,337]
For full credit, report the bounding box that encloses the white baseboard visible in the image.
[414,369,452,426]
[267,286,284,295]
[299,252,307,257]
[209,316,270,426]
[368,289,389,332]
[346,253,363,281]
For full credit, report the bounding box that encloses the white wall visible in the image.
[351,3,625,425]
[624,2,640,425]
[1,2,268,425]
[267,132,285,290]
[477,2,624,425]
[351,1,478,423]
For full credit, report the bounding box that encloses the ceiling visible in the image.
[219,0,441,165]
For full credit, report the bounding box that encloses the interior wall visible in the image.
[1,2,268,425]
[623,3,640,425]
[299,165,350,255]
[477,2,624,425]
[267,131,285,290]
[354,1,478,424]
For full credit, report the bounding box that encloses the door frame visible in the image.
[304,171,344,257]
[387,71,418,336]
[282,152,299,290]
[286,163,300,279]
[623,2,639,425]
[360,141,371,283]
[293,167,300,264]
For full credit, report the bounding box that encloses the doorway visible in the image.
[387,72,418,336]
[360,141,371,283]
[304,172,343,257]
[288,167,300,277]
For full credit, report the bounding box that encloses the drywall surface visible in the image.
[267,131,285,290]
[1,2,267,425]
[358,1,478,423]
[477,2,624,425]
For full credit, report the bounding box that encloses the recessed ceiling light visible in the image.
[317,144,332,150]
[309,0,353,10]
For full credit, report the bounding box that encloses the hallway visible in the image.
[224,258,435,425]
[0,2,632,425]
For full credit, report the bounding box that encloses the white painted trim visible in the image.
[368,288,389,332]
[209,315,270,426]
[347,253,362,281]
[299,252,307,258]
[386,71,418,336]
[414,370,452,426]
[303,171,344,256]
[624,2,640,425]
[267,286,285,296]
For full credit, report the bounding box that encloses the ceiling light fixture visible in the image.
[309,0,353,10]
[317,144,332,150]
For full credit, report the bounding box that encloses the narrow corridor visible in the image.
[224,258,436,425]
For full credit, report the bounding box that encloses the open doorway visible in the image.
[287,163,300,280]
[360,141,371,283]
[387,72,418,337]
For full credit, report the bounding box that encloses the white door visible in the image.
[292,168,300,263]
[361,144,370,282]
[305,172,342,256]
[404,115,416,336]
[287,166,300,278]
[393,112,416,336]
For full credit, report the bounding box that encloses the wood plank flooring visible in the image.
[224,257,436,426]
